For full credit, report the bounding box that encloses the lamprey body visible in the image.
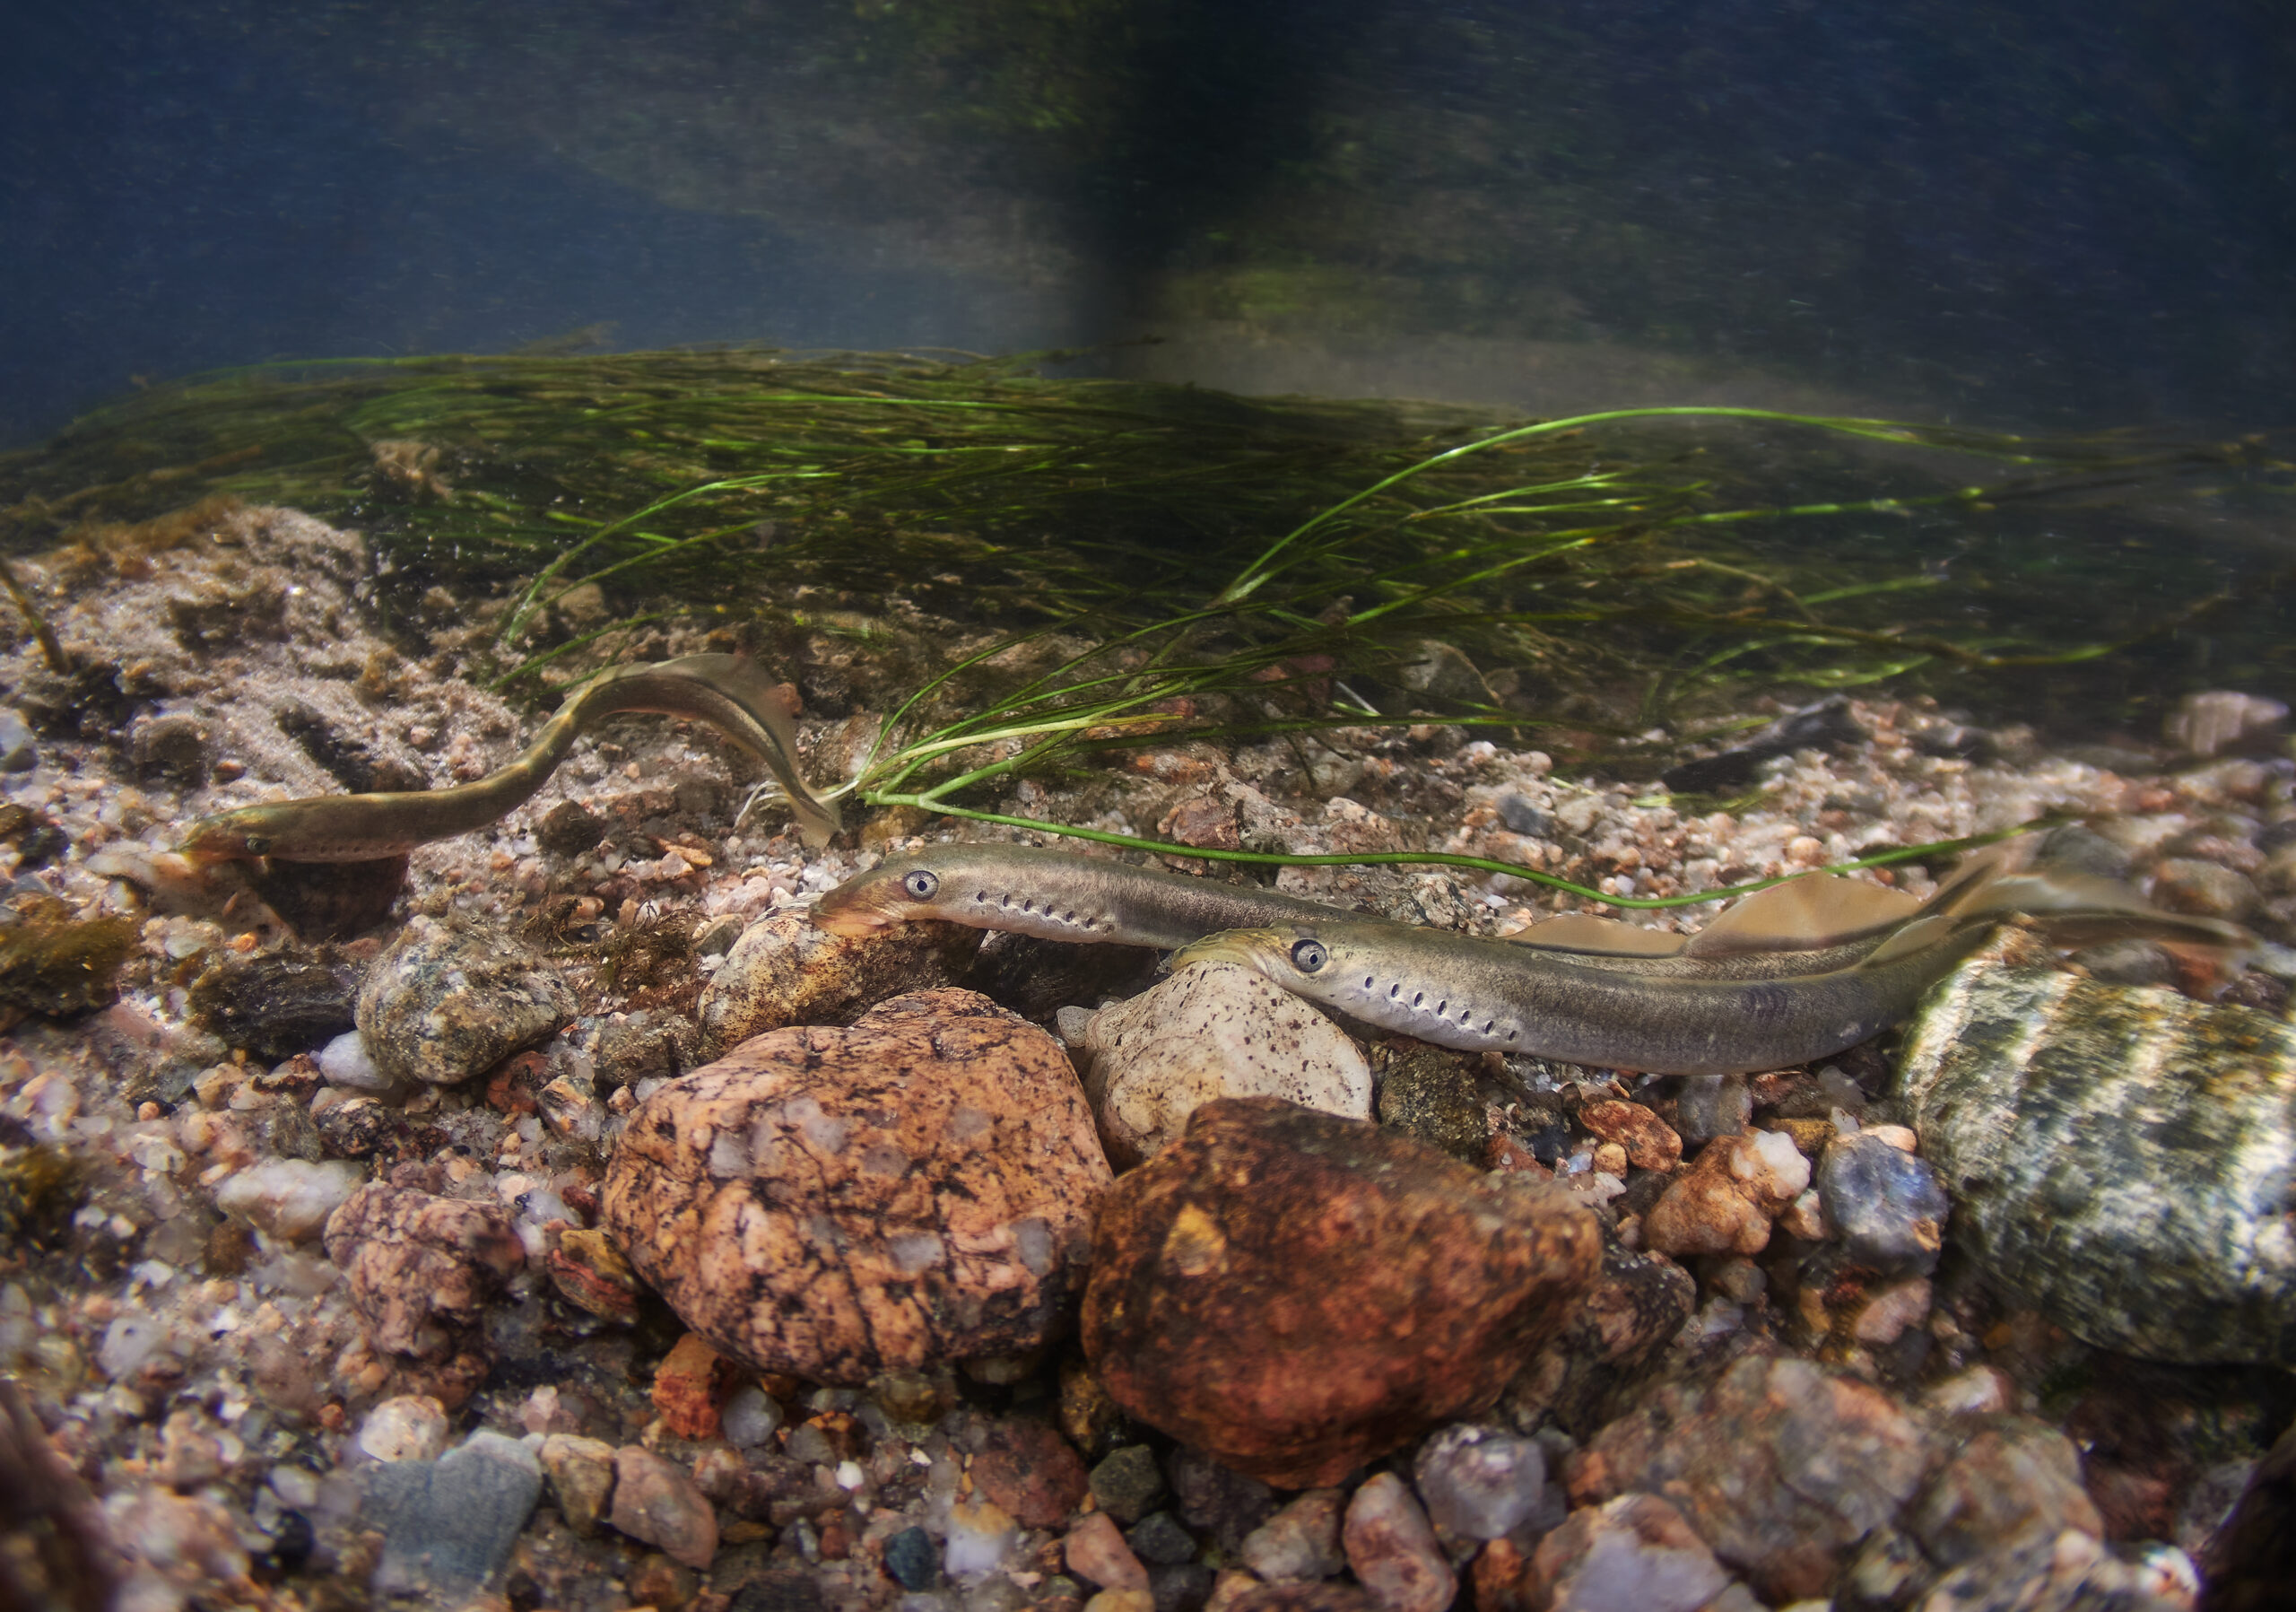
[178,653,840,863]
[819,841,2251,1075]
[812,843,1361,950]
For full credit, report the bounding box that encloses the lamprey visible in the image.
[178,653,840,863]
[1176,850,2253,1075]
[818,841,2252,1075]
[811,843,1365,950]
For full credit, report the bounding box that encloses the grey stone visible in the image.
[0,709,35,772]
[355,915,574,1085]
[884,1526,939,1590]
[365,1430,542,1602]
[1816,1132,1950,1276]
[1674,1073,1751,1145]
[1126,1511,1198,1566]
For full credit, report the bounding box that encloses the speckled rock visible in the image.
[355,916,574,1085]
[1343,1473,1455,1612]
[695,909,984,1059]
[1816,1130,1950,1276]
[1642,1129,1810,1259]
[1082,1097,1601,1487]
[322,1181,526,1358]
[537,1433,617,1537]
[1898,933,2296,1364]
[1509,1225,1697,1434]
[1083,962,1372,1167]
[1674,1074,1751,1146]
[603,988,1111,1381]
[1569,1354,1936,1603]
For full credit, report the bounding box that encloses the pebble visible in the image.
[2149,858,2260,921]
[972,1417,1091,1529]
[1508,1227,1696,1432]
[1918,1529,2190,1612]
[537,1433,617,1536]
[944,1497,1019,1581]
[1167,1445,1277,1554]
[1067,1512,1152,1592]
[1083,1097,1598,1487]
[695,909,985,1059]
[1816,1131,1950,1276]
[355,1393,448,1462]
[1341,1473,1455,1612]
[886,1525,941,1590]
[2166,689,2285,757]
[1518,1493,1734,1612]
[1673,1075,1750,1145]
[316,1029,396,1092]
[1239,1489,1347,1582]
[1904,1416,2103,1568]
[1412,1424,1549,1542]
[213,1157,367,1244]
[186,948,362,1061]
[1847,1276,1933,1345]
[1570,1354,1935,1603]
[611,1443,719,1570]
[719,1382,787,1449]
[364,1429,543,1602]
[322,1182,526,1358]
[0,708,35,771]
[1898,933,2296,1364]
[355,916,575,1085]
[652,1332,741,1440]
[1090,1444,1168,1525]
[1083,962,1373,1167]
[1578,1099,1682,1172]
[1127,1512,1198,1567]
[1372,1043,1488,1163]
[1641,1129,1809,1258]
[604,988,1110,1381]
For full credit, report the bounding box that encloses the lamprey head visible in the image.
[1171,926,1318,978]
[176,806,279,866]
[812,852,952,935]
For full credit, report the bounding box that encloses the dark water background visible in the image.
[4,0,2292,450]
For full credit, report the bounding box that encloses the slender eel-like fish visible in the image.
[178,653,841,863]
[816,841,2251,1075]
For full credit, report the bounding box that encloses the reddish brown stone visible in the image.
[323,1182,525,1359]
[1081,1097,1600,1488]
[652,1334,744,1441]
[603,989,1111,1382]
[973,1417,1091,1529]
[1578,1099,1683,1172]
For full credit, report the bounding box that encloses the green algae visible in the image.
[0,901,135,1017]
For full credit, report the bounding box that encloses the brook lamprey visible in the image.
[178,653,840,863]
[818,841,2250,1075]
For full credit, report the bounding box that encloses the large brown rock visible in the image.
[603,988,1111,1382]
[323,1181,526,1359]
[1081,1097,1601,1487]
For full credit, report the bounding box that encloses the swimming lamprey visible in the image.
[816,841,2250,1075]
[178,653,841,863]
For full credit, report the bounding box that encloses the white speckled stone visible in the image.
[1083,962,1372,1166]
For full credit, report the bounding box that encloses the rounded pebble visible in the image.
[609,1444,718,1570]
[355,916,575,1085]
[213,1157,368,1244]
[1413,1425,1548,1542]
[356,1394,449,1462]
[317,1030,396,1092]
[1341,1473,1455,1612]
[1816,1131,1950,1276]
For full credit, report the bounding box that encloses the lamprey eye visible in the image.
[902,869,940,900]
[243,835,270,856]
[1289,937,1328,972]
